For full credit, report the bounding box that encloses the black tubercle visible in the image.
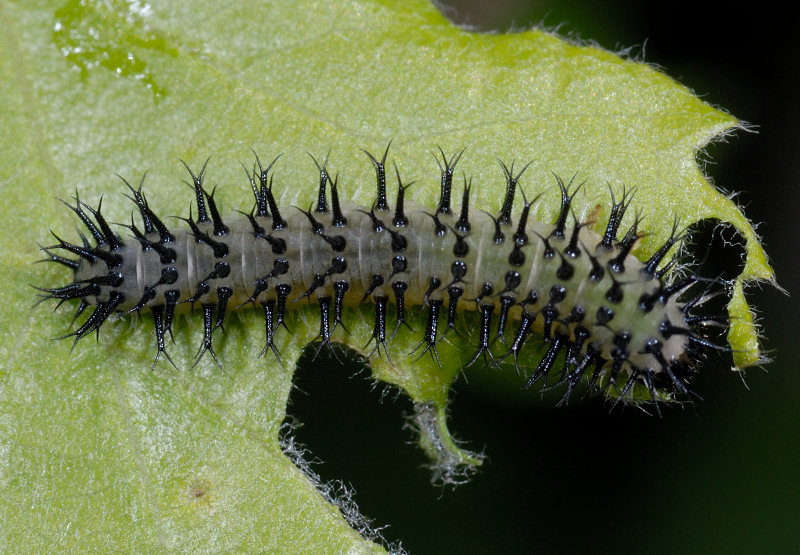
[241,276,269,308]
[362,274,385,302]
[185,211,229,259]
[301,206,348,253]
[83,272,124,288]
[596,306,614,325]
[502,271,521,294]
[426,211,447,237]
[508,246,525,268]
[541,285,566,340]
[452,230,469,258]
[474,282,494,305]
[484,212,505,244]
[609,331,632,386]
[564,220,583,259]
[391,255,407,275]
[126,218,176,264]
[362,206,386,233]
[298,273,327,301]
[246,215,287,254]
[556,253,574,280]
[605,278,624,304]
[185,280,210,306]
[449,260,467,285]
[388,228,407,252]
[300,206,324,235]
[126,285,156,315]
[588,253,605,281]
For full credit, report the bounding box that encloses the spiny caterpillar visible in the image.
[37,144,728,407]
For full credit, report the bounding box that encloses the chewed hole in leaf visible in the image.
[686,219,748,282]
[286,346,417,550]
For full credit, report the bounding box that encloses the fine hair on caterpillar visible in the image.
[36,144,732,410]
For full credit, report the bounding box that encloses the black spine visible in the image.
[497,159,532,226]
[181,158,210,224]
[252,152,286,230]
[600,186,634,250]
[363,141,391,211]
[413,299,443,366]
[366,295,390,359]
[434,147,465,216]
[309,149,331,214]
[553,174,581,240]
[455,177,471,233]
[391,280,410,338]
[330,174,348,227]
[442,285,463,338]
[392,164,410,227]
[332,280,350,333]
[466,304,497,368]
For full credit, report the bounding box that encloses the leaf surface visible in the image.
[0,0,772,550]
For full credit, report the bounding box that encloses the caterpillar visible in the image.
[36,144,727,407]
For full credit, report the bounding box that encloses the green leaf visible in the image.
[0,0,773,551]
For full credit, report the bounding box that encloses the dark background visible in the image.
[288,2,799,553]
